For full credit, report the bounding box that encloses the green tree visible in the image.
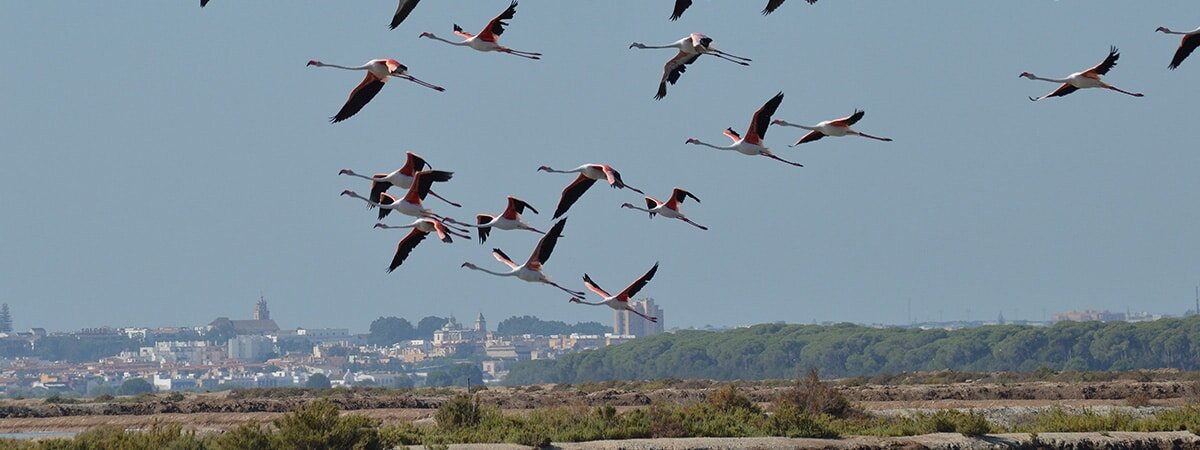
[416,316,449,339]
[426,363,483,387]
[119,378,154,395]
[495,315,609,336]
[305,373,331,389]
[368,316,415,346]
[0,303,12,333]
[205,321,238,345]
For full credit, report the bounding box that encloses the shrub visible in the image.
[270,400,383,450]
[956,410,991,437]
[435,394,481,430]
[707,384,761,414]
[647,404,686,438]
[119,378,154,396]
[166,392,185,402]
[774,368,856,419]
[380,422,428,446]
[94,394,115,402]
[214,423,270,450]
[766,404,838,438]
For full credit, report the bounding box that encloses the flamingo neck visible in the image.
[1029,75,1069,83]
[574,298,606,306]
[319,63,367,71]
[345,172,373,181]
[429,35,469,46]
[692,140,734,150]
[466,265,513,277]
[542,167,581,174]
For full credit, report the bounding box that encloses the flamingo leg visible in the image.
[546,280,586,297]
[427,190,462,207]
[764,153,805,167]
[854,131,893,142]
[712,49,752,62]
[1107,85,1144,97]
[708,52,749,66]
[500,48,542,60]
[680,217,709,230]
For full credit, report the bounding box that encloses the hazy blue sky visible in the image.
[3,2,1198,332]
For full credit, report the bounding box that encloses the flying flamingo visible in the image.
[418,1,542,60]
[537,164,645,219]
[1156,26,1200,70]
[684,92,804,167]
[373,219,469,272]
[773,110,893,146]
[1019,47,1144,101]
[620,188,707,230]
[307,59,444,123]
[341,170,459,222]
[669,0,816,20]
[338,152,460,208]
[568,263,660,323]
[630,33,751,100]
[460,218,586,297]
[448,196,545,244]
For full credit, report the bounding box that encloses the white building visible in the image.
[228,335,274,362]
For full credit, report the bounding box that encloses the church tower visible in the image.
[475,313,486,332]
[254,296,270,321]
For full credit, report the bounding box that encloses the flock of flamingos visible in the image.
[203,0,1200,324]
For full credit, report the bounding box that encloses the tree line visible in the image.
[504,316,1200,384]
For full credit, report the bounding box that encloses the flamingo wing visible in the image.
[583,274,613,298]
[331,73,385,123]
[377,192,399,220]
[1087,46,1120,75]
[619,263,659,299]
[390,0,421,29]
[831,109,865,127]
[410,170,454,201]
[672,188,700,204]
[507,197,538,216]
[431,220,451,242]
[793,130,826,146]
[643,197,660,218]
[1035,83,1079,101]
[476,214,495,243]
[387,229,428,272]
[492,248,519,269]
[1169,34,1200,70]
[745,91,784,145]
[528,218,567,267]
[369,179,394,209]
[200,0,209,6]
[478,0,517,43]
[402,152,431,173]
[690,33,712,50]
[762,0,786,15]
[723,128,742,143]
[552,174,597,219]
[670,0,692,21]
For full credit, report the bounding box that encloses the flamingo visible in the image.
[669,0,816,21]
[537,164,645,219]
[461,218,586,297]
[307,59,444,123]
[684,92,804,167]
[338,152,460,208]
[629,33,751,100]
[773,110,893,146]
[568,263,660,323]
[418,1,542,60]
[620,188,708,230]
[200,0,209,6]
[1019,47,1144,101]
[448,196,545,244]
[341,170,459,223]
[1156,26,1200,70]
[373,219,469,272]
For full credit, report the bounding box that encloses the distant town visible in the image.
[0,297,665,397]
[0,296,1194,398]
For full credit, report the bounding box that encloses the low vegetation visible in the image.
[4,374,1200,448]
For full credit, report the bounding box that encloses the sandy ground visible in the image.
[404,432,1200,450]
